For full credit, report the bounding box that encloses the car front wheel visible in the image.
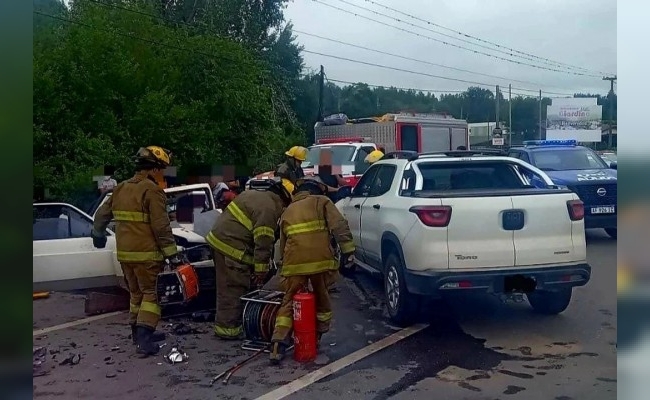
[527,288,573,315]
[384,253,419,327]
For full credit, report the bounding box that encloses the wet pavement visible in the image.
[33,230,616,399]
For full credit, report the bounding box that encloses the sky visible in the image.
[284,0,617,98]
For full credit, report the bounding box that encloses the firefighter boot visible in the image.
[269,342,287,365]
[135,326,161,357]
[131,324,165,344]
[317,332,323,348]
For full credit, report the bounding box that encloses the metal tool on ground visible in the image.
[209,345,268,386]
[240,290,294,353]
[33,292,50,300]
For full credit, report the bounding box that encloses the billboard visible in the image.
[546,98,603,142]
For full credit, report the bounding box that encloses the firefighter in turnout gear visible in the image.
[270,176,355,364]
[275,146,308,185]
[92,146,182,357]
[206,178,292,340]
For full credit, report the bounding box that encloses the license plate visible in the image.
[591,206,615,214]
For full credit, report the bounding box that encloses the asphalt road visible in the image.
[33,230,616,400]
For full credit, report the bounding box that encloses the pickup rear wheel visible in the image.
[604,228,617,239]
[527,288,572,315]
[384,253,419,327]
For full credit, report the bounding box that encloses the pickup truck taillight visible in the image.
[409,205,452,227]
[566,200,584,221]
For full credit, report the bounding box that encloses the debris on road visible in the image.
[59,353,81,366]
[171,322,205,335]
[165,347,189,364]
[33,346,49,377]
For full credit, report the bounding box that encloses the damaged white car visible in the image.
[33,184,219,292]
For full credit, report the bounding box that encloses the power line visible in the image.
[335,0,586,74]
[303,49,572,97]
[36,8,575,98]
[87,0,576,94]
[295,30,574,94]
[311,0,601,78]
[361,0,613,76]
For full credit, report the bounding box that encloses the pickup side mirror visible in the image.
[609,161,617,170]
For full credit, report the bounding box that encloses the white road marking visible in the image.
[254,323,429,400]
[33,311,125,337]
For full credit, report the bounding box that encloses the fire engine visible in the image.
[315,112,469,153]
[251,112,468,189]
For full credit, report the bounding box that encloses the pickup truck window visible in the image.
[352,165,381,197]
[530,148,608,171]
[369,165,397,196]
[416,162,527,191]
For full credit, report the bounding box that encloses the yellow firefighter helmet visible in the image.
[285,146,308,162]
[364,149,384,164]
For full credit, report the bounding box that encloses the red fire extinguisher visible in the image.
[292,289,317,363]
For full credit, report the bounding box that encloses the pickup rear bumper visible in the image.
[584,214,617,229]
[404,263,591,296]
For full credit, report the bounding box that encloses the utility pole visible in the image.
[508,84,512,146]
[538,90,543,140]
[317,65,325,123]
[308,65,325,143]
[603,76,616,149]
[495,85,500,129]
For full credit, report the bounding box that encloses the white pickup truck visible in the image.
[336,150,591,326]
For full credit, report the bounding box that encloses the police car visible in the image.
[507,140,618,239]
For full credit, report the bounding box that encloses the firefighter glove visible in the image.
[342,253,355,268]
[167,254,185,268]
[91,230,107,249]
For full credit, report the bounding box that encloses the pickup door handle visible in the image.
[372,204,381,209]
[354,204,361,209]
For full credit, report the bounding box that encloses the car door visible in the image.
[33,203,119,292]
[336,165,381,263]
[359,165,397,268]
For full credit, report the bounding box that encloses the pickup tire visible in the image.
[527,288,572,315]
[384,253,419,327]
[604,228,617,239]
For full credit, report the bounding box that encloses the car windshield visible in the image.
[302,145,356,168]
[531,148,608,171]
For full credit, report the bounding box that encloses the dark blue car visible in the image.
[507,140,618,239]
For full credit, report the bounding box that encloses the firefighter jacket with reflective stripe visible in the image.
[279,191,355,277]
[275,161,304,185]
[93,171,178,263]
[205,190,285,273]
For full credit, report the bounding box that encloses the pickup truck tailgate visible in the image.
[511,192,582,266]
[443,197,515,269]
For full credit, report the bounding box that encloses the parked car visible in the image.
[336,149,591,326]
[33,184,217,292]
[507,140,618,238]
